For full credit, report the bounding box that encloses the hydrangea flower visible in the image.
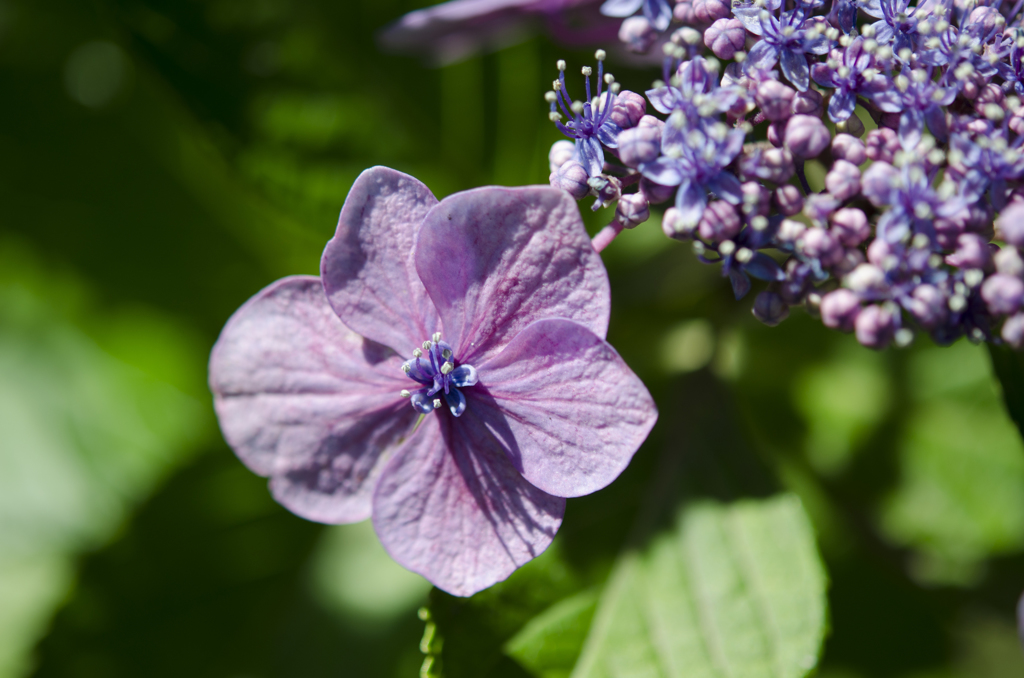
[208,167,657,596]
[600,0,672,31]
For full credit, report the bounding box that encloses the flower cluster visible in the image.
[549,0,1024,349]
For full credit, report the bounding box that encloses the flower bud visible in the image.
[662,207,695,240]
[831,207,870,247]
[997,202,1024,248]
[946,233,993,271]
[906,283,947,329]
[619,16,657,53]
[836,112,865,137]
[704,18,746,60]
[799,227,843,266]
[831,133,867,165]
[638,114,664,131]
[861,161,897,206]
[616,193,650,229]
[785,114,830,159]
[855,304,897,349]
[753,291,790,326]
[1002,312,1024,348]
[833,248,866,277]
[694,0,731,22]
[741,181,771,217]
[845,263,887,294]
[865,128,899,164]
[820,288,861,331]
[791,89,824,117]
[698,200,741,242]
[548,140,576,173]
[740,147,794,183]
[589,174,622,206]
[617,125,661,167]
[866,238,895,268]
[640,177,676,204]
[982,273,1024,315]
[825,159,861,202]
[610,90,647,129]
[673,0,697,23]
[803,193,839,225]
[774,185,803,216]
[996,246,1024,277]
[756,80,796,122]
[776,218,806,245]
[550,160,590,199]
[767,121,785,147]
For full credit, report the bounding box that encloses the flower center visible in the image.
[398,332,478,418]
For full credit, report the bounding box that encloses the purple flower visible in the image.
[600,0,672,31]
[862,161,964,243]
[646,57,745,131]
[860,0,950,56]
[549,55,621,176]
[208,167,657,596]
[734,0,831,91]
[811,37,902,122]
[640,121,745,227]
[891,67,955,149]
[949,131,1024,210]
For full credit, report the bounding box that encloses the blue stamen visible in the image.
[399,334,477,418]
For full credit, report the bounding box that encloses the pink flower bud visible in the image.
[820,289,861,331]
[617,125,661,167]
[791,89,824,117]
[616,193,650,229]
[694,0,731,22]
[741,181,771,216]
[865,128,899,164]
[610,90,647,129]
[774,185,803,216]
[825,160,861,202]
[982,273,1024,315]
[831,207,870,247]
[550,160,589,200]
[785,114,830,159]
[767,121,785,147]
[548,140,575,173]
[704,18,746,60]
[946,233,994,271]
[855,304,897,349]
[997,202,1024,248]
[673,0,697,24]
[752,291,790,326]
[619,16,657,53]
[799,227,843,266]
[698,200,741,243]
[756,80,796,122]
[831,133,867,165]
[906,284,947,329]
[861,161,898,207]
[640,177,676,204]
[1002,313,1024,348]
[662,207,694,240]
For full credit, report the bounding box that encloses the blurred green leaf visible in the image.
[987,343,1024,443]
[504,589,598,678]
[571,494,827,678]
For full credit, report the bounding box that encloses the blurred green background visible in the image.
[1,0,1024,676]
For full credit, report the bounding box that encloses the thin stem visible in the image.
[592,221,626,252]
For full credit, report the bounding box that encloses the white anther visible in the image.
[964,268,985,287]
[604,73,615,84]
[553,79,562,91]
[719,240,737,257]
[693,241,706,256]
[400,389,411,398]
[571,100,584,115]
[912,233,930,249]
[412,348,423,358]
[557,59,566,71]
[985,103,1005,121]
[950,293,967,312]
[895,328,914,347]
[442,348,452,359]
[610,82,621,93]
[595,49,607,61]
[441,361,453,375]
[549,111,563,122]
[433,399,442,409]
[751,215,768,231]
[402,363,411,374]
[545,91,557,103]
[432,332,442,343]
[735,247,754,263]
[423,340,433,350]
[582,66,593,77]
[846,263,886,293]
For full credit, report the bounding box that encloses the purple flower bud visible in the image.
[865,128,899,164]
[776,218,806,245]
[785,115,830,159]
[831,134,867,165]
[799,227,843,267]
[846,262,888,294]
[752,291,790,326]
[996,246,1024,277]
[610,91,647,129]
[694,0,730,22]
[967,6,1005,34]
[946,233,994,271]
[825,160,861,202]
[997,202,1024,248]
[855,304,897,349]
[982,273,1024,315]
[791,89,824,117]
[698,200,741,243]
[616,193,650,229]
[774,185,804,216]
[619,16,657,53]
[831,207,870,247]
[549,140,575,173]
[935,216,967,251]
[906,284,947,329]
[1002,313,1024,348]
[1010,115,1024,136]
[550,160,590,200]
[617,125,662,167]
[820,289,861,331]
[640,177,676,204]
[673,0,697,24]
[804,193,839,225]
[833,248,866,277]
[741,181,771,217]
[589,174,622,207]
[740,147,794,183]
[837,113,866,138]
[756,80,796,122]
[861,161,898,207]
[662,207,694,240]
[866,238,895,268]
[638,114,664,131]
[704,18,746,60]
[767,121,785,147]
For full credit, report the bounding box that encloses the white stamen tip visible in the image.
[401,364,411,374]
[595,49,606,61]
[432,332,442,343]
[433,399,442,409]
[556,59,566,71]
[581,66,592,77]
[412,348,422,358]
[423,340,432,350]
[442,349,452,359]
[441,362,453,375]
[400,390,411,398]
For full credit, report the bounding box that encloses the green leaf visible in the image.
[571,494,827,678]
[988,343,1024,442]
[505,589,599,678]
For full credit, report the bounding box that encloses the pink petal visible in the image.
[372,413,565,597]
[321,166,441,357]
[473,318,657,498]
[209,276,418,523]
[415,186,610,365]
